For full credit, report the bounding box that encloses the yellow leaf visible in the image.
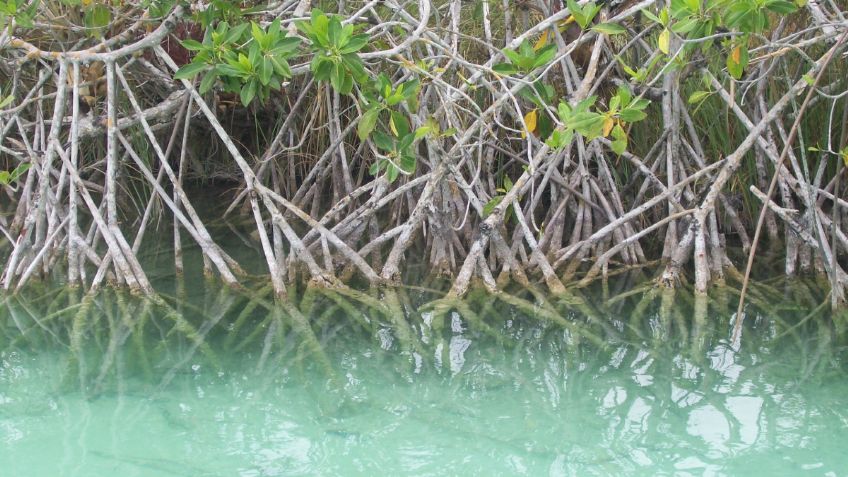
[390,115,398,136]
[842,151,848,168]
[731,45,742,64]
[658,29,670,55]
[602,117,615,137]
[534,31,549,51]
[524,109,538,136]
[557,16,576,31]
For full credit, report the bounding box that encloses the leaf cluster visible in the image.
[546,85,649,154]
[175,19,300,106]
[297,9,370,94]
[0,0,39,30]
[493,40,557,76]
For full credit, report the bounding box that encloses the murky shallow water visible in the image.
[1,280,847,476]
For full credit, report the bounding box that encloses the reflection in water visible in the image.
[0,277,846,476]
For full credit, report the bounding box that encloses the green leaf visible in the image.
[389,111,410,137]
[641,9,662,25]
[502,48,523,66]
[398,133,415,152]
[174,61,208,80]
[199,69,218,93]
[251,22,265,45]
[84,5,111,32]
[765,0,798,13]
[342,54,368,83]
[267,18,282,40]
[492,63,518,75]
[687,90,711,104]
[414,126,432,140]
[386,92,405,107]
[483,195,503,218]
[609,95,621,113]
[585,4,602,27]
[236,52,253,72]
[575,95,597,112]
[519,39,534,59]
[180,39,205,51]
[401,79,420,100]
[610,124,627,155]
[340,34,369,54]
[225,23,249,44]
[9,163,30,182]
[532,44,557,69]
[312,57,333,80]
[802,73,815,86]
[0,94,13,109]
[630,98,650,110]
[330,63,345,92]
[216,63,247,79]
[566,0,586,27]
[400,154,416,174]
[570,111,605,139]
[386,163,400,183]
[340,70,355,95]
[670,17,699,34]
[545,129,573,149]
[376,74,391,97]
[271,37,301,55]
[240,80,257,106]
[591,22,626,35]
[295,20,313,37]
[727,43,749,80]
[328,16,342,46]
[619,108,647,122]
[616,84,632,106]
[258,57,272,85]
[270,57,292,78]
[339,24,354,48]
[358,107,381,141]
[373,131,394,151]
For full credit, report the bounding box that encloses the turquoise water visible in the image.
[1,282,847,476]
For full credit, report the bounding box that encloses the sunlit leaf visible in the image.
[658,28,670,55]
[602,117,615,137]
[524,109,538,135]
[688,90,711,104]
[727,43,748,80]
[534,30,549,51]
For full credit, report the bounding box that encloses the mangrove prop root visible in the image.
[0,1,847,310]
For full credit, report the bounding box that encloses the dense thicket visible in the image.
[1,0,847,311]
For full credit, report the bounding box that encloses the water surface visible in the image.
[1,279,846,476]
